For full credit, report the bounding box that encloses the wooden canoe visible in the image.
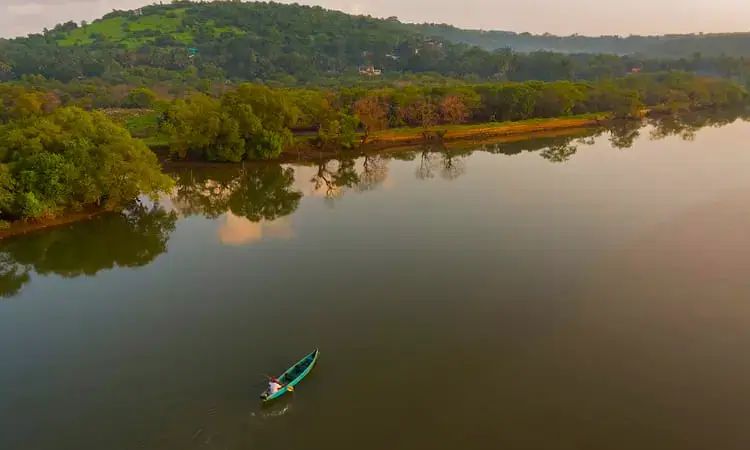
[260,348,319,402]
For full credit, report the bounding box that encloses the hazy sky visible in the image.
[1,0,749,39]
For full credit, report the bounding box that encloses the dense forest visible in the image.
[420,25,750,58]
[155,71,746,161]
[2,1,750,90]
[0,70,743,223]
[0,85,173,223]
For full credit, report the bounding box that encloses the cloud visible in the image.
[1,0,149,37]
[7,4,46,16]
[5,0,101,4]
[3,0,750,40]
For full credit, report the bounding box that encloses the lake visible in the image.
[2,112,750,450]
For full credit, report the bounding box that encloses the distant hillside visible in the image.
[0,1,443,84]
[418,24,750,58]
[0,1,749,88]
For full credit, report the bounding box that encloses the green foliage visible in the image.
[0,165,16,212]
[222,84,301,132]
[316,112,360,149]
[163,83,302,161]
[4,1,750,88]
[421,25,750,58]
[122,110,161,137]
[124,87,157,108]
[0,100,174,221]
[157,73,746,161]
[163,93,243,161]
[249,129,291,160]
[16,152,75,216]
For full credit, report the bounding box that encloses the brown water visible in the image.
[2,113,750,450]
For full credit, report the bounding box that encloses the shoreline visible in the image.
[0,110,698,240]
[2,118,604,239]
[277,113,614,162]
[0,208,110,240]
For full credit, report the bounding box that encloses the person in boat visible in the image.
[266,378,283,396]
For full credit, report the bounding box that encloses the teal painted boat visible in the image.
[260,349,319,402]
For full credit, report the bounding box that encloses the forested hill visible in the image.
[0,1,472,84]
[418,25,750,58]
[1,1,750,88]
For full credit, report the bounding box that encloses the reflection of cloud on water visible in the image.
[217,213,294,246]
[288,165,329,197]
[155,192,181,216]
[159,158,397,245]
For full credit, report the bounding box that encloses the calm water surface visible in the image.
[3,114,750,450]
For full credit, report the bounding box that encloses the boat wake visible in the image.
[251,403,292,419]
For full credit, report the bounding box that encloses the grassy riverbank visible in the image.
[369,114,608,144]
[282,113,612,161]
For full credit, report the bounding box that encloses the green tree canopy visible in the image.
[0,101,173,220]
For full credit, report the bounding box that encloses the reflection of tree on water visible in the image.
[228,166,302,222]
[172,167,239,219]
[608,120,642,149]
[0,253,30,299]
[575,136,598,146]
[645,109,748,145]
[540,142,578,163]
[649,116,700,142]
[0,203,177,298]
[172,165,302,221]
[414,144,469,180]
[310,155,392,204]
[311,159,359,204]
[474,132,591,163]
[416,150,439,180]
[357,156,389,192]
[441,149,469,180]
